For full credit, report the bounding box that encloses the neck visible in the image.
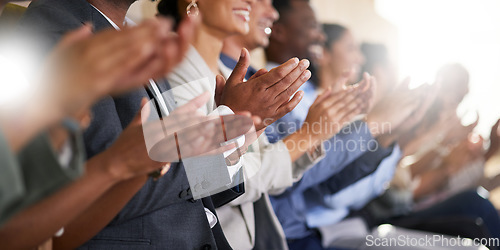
[222,36,248,60]
[193,25,226,75]
[87,0,130,27]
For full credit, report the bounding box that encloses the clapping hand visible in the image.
[40,17,195,121]
[102,93,254,181]
[217,49,311,131]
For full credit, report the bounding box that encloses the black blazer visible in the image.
[18,0,241,248]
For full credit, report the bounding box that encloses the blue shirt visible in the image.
[305,145,401,228]
[262,62,380,239]
[219,53,257,80]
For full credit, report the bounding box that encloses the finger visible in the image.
[311,88,333,107]
[270,59,309,94]
[99,26,164,74]
[175,16,196,61]
[324,88,357,108]
[88,21,161,63]
[339,106,363,125]
[173,92,211,113]
[356,72,371,92]
[215,75,226,106]
[198,141,238,158]
[257,57,299,88]
[396,76,411,92]
[248,68,268,81]
[161,115,210,133]
[94,33,165,90]
[221,115,255,139]
[492,119,500,133]
[274,91,304,121]
[226,48,251,85]
[273,67,311,105]
[118,55,164,89]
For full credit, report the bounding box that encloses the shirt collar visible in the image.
[90,5,135,30]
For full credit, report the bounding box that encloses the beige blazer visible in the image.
[168,46,324,249]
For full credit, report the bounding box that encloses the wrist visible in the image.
[97,149,129,183]
[285,127,320,152]
[365,115,381,138]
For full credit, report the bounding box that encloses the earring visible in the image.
[186,0,199,17]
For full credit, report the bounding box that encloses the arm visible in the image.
[53,175,147,249]
[0,152,145,249]
[412,167,449,201]
[286,121,375,194]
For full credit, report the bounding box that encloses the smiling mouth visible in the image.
[233,10,250,22]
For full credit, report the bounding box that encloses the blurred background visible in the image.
[124,0,500,138]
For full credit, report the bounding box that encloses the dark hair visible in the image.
[360,43,389,75]
[157,0,182,29]
[322,23,347,50]
[272,0,309,22]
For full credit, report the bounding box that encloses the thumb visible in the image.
[226,48,250,85]
[248,68,268,81]
[137,97,150,125]
[357,72,371,91]
[215,75,226,106]
[397,76,411,91]
[313,87,332,105]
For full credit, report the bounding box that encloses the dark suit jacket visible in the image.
[18,0,240,248]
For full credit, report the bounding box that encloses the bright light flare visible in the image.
[0,55,30,107]
[375,0,500,137]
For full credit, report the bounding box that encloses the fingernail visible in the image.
[302,70,311,80]
[300,59,310,70]
[240,49,246,59]
[291,57,299,66]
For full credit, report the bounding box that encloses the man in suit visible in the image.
[17,0,244,249]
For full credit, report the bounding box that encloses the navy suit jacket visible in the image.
[19,0,240,248]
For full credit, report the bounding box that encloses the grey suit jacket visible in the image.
[18,0,239,248]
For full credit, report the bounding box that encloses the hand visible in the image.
[441,112,478,147]
[218,49,311,130]
[486,119,500,160]
[142,93,256,162]
[39,17,195,120]
[395,82,438,134]
[354,72,377,114]
[101,98,167,181]
[442,136,482,175]
[366,78,425,137]
[301,87,364,142]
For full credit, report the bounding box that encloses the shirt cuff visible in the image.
[291,142,326,181]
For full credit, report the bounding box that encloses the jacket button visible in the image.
[201,244,211,250]
[178,189,188,199]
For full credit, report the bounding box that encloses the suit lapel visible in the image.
[89,6,113,32]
